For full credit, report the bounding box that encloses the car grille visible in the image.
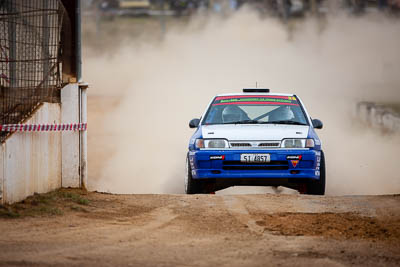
[229,141,281,149]
[258,142,280,147]
[230,143,252,147]
[222,161,289,170]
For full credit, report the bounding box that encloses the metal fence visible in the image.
[0,0,65,142]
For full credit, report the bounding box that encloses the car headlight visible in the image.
[195,139,228,149]
[281,139,315,148]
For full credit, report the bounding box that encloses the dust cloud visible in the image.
[84,10,400,195]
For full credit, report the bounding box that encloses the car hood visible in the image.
[201,124,309,141]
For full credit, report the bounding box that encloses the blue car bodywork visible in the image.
[186,90,325,194]
[188,127,322,181]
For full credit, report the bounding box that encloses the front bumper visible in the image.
[188,149,321,180]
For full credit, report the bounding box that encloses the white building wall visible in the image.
[1,103,62,204]
[61,83,81,188]
[0,143,4,200]
[0,83,84,204]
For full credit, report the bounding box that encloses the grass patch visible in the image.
[77,198,90,205]
[59,191,90,206]
[0,205,20,218]
[70,205,88,212]
[36,206,63,216]
[0,189,90,219]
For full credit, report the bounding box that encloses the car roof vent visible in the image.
[243,88,270,93]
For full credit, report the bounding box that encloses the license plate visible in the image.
[240,154,270,163]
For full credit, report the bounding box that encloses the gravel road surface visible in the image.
[0,190,399,266]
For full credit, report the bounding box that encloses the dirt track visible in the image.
[0,190,399,266]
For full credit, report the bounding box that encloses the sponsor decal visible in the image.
[189,157,195,169]
[287,155,302,160]
[315,155,321,171]
[212,95,299,106]
[210,155,225,160]
[291,160,299,168]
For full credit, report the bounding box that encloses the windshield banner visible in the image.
[212,95,299,106]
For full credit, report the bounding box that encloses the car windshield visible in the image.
[202,95,308,125]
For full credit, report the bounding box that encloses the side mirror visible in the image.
[312,119,323,129]
[189,118,200,128]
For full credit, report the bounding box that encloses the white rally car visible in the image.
[186,88,325,195]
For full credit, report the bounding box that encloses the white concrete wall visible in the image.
[1,103,62,204]
[0,83,84,204]
[61,83,81,188]
[0,143,4,201]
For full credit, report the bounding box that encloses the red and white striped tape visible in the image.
[0,123,87,132]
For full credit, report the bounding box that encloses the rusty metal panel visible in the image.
[0,0,67,143]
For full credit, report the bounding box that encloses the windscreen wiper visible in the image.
[235,120,261,124]
[223,120,260,125]
[223,120,306,125]
[266,120,307,125]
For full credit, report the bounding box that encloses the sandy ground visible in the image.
[0,189,399,267]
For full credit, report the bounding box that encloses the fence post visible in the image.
[79,82,88,189]
[8,2,16,88]
[42,0,50,90]
[76,0,82,83]
[76,0,87,189]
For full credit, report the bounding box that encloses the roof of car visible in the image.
[216,92,295,97]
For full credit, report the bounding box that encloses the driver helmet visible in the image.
[222,105,243,123]
[269,106,295,121]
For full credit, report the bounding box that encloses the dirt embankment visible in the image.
[0,189,399,266]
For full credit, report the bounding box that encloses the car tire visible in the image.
[185,155,203,194]
[306,150,326,195]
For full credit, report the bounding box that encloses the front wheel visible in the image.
[306,151,326,195]
[185,155,202,194]
[185,155,216,194]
